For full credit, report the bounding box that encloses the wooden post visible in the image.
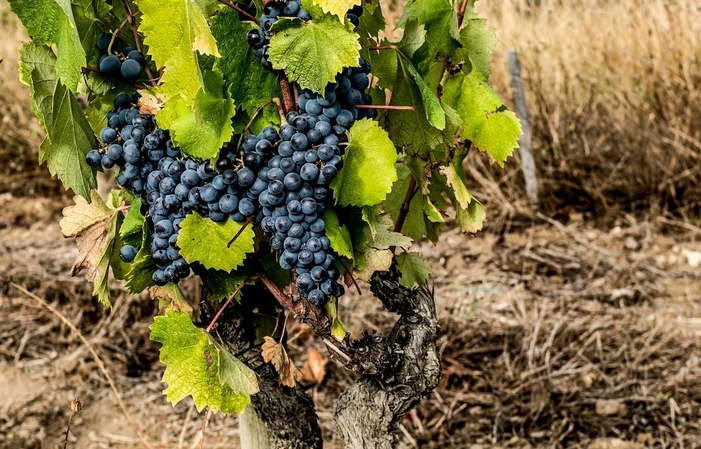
[240,406,272,449]
[507,50,539,211]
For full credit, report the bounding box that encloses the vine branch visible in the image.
[218,0,259,23]
[393,177,418,234]
[354,104,414,110]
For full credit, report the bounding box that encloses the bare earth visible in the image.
[1,192,700,449]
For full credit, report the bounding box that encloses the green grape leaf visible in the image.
[196,267,251,302]
[214,339,260,398]
[268,16,360,94]
[138,0,220,104]
[59,191,120,307]
[397,0,460,58]
[86,89,118,135]
[456,198,486,233]
[311,0,360,19]
[356,0,384,50]
[9,0,85,91]
[150,311,258,414]
[324,297,347,341]
[120,198,145,247]
[178,212,255,272]
[352,214,411,281]
[212,9,282,117]
[456,18,496,79]
[124,223,157,294]
[323,209,353,259]
[331,119,398,207]
[20,42,97,199]
[371,42,452,154]
[395,252,431,288]
[72,0,114,67]
[440,164,472,209]
[443,70,522,166]
[157,71,235,160]
[40,81,99,199]
[260,254,292,289]
[384,164,443,243]
[19,43,57,130]
[149,283,194,316]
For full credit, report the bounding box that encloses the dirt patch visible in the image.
[2,190,701,448]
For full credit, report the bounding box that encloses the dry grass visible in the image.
[469,0,701,223]
[0,0,61,197]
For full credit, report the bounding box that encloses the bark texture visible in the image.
[201,283,323,449]
[334,270,441,449]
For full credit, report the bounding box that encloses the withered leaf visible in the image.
[261,336,302,388]
[301,348,328,386]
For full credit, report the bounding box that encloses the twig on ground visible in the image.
[10,283,154,449]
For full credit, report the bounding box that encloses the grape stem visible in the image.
[393,177,418,234]
[120,0,158,87]
[354,104,414,110]
[206,275,257,332]
[227,212,258,248]
[278,72,296,114]
[258,273,353,364]
[368,45,397,51]
[218,0,259,23]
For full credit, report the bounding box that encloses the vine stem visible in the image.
[393,177,418,234]
[354,104,414,110]
[10,283,153,449]
[218,0,259,23]
[206,275,256,332]
[227,211,258,248]
[258,273,352,364]
[278,73,296,114]
[368,45,397,51]
[120,0,157,86]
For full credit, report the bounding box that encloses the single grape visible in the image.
[121,59,141,80]
[99,55,122,78]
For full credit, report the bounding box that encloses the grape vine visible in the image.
[9,0,521,441]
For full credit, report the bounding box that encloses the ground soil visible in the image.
[2,192,701,449]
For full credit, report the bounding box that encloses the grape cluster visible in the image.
[96,32,146,81]
[84,3,376,305]
[246,1,364,72]
[85,93,191,285]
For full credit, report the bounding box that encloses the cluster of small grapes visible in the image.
[96,32,146,81]
[85,93,191,285]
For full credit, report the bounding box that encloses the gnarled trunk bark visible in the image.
[201,283,323,449]
[334,270,441,449]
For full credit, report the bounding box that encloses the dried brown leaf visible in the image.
[261,336,302,388]
[59,193,118,279]
[300,348,328,385]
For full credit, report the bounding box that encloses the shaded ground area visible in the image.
[2,194,700,449]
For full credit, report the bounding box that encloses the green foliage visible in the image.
[323,209,353,259]
[395,252,431,288]
[178,213,256,272]
[443,70,522,166]
[150,311,258,413]
[139,0,233,158]
[268,15,360,93]
[20,43,97,199]
[212,10,282,118]
[330,119,398,207]
[311,0,360,19]
[9,0,85,91]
